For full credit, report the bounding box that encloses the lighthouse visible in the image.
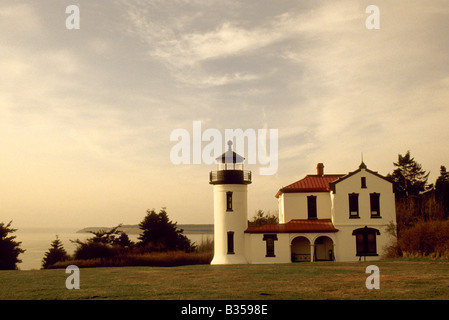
[209,141,251,264]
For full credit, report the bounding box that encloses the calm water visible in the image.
[15,228,213,270]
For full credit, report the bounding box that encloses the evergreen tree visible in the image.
[86,224,131,246]
[0,221,25,270]
[138,208,194,252]
[248,210,278,226]
[435,165,449,218]
[71,224,133,260]
[42,236,69,269]
[111,231,134,248]
[387,151,430,198]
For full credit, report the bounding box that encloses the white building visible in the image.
[210,144,397,264]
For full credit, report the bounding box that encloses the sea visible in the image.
[15,226,214,270]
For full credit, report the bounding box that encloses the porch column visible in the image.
[310,244,315,262]
[332,243,337,261]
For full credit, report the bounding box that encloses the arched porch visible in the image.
[291,234,336,262]
[291,236,311,262]
[313,235,335,261]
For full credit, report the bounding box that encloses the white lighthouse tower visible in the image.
[209,141,251,265]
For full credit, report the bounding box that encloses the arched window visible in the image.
[352,226,380,257]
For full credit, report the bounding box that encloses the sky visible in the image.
[1,0,448,230]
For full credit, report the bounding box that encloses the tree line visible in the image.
[386,151,449,231]
[381,151,449,258]
[1,150,448,269]
[42,207,200,269]
[0,208,203,270]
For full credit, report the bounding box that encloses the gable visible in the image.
[329,162,392,193]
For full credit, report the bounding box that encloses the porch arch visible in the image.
[313,235,335,261]
[291,236,311,262]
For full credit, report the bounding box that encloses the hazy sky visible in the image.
[1,1,448,229]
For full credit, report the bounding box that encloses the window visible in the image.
[352,227,380,257]
[307,195,317,220]
[263,234,278,257]
[361,177,367,188]
[227,231,234,254]
[370,193,381,217]
[226,192,233,212]
[348,193,359,218]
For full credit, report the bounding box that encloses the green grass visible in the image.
[1,259,449,300]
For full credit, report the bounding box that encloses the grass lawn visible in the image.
[1,259,449,300]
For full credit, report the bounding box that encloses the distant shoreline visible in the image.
[76,224,214,235]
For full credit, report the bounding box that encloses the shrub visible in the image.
[48,251,213,269]
[196,237,214,253]
[71,224,134,260]
[73,241,121,260]
[397,220,449,258]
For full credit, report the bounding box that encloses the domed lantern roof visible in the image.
[215,141,245,164]
[209,141,251,185]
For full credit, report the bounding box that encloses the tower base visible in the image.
[211,254,248,265]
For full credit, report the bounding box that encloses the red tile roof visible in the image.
[275,174,343,198]
[245,219,338,234]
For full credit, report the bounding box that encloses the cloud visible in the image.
[124,0,449,180]
[121,1,306,87]
[0,3,43,37]
[271,1,449,169]
[2,0,449,228]
[165,21,283,66]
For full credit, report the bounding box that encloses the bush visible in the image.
[71,225,134,260]
[397,220,449,258]
[63,211,212,268]
[48,251,213,269]
[248,210,278,226]
[196,236,214,253]
[73,241,123,260]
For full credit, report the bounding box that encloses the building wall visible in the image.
[278,192,332,223]
[274,167,397,262]
[334,224,396,261]
[331,168,396,226]
[331,168,397,261]
[245,233,291,264]
[245,232,339,263]
[214,165,397,264]
[277,194,285,223]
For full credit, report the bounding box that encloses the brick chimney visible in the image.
[316,163,324,176]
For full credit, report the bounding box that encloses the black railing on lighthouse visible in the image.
[209,170,252,185]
